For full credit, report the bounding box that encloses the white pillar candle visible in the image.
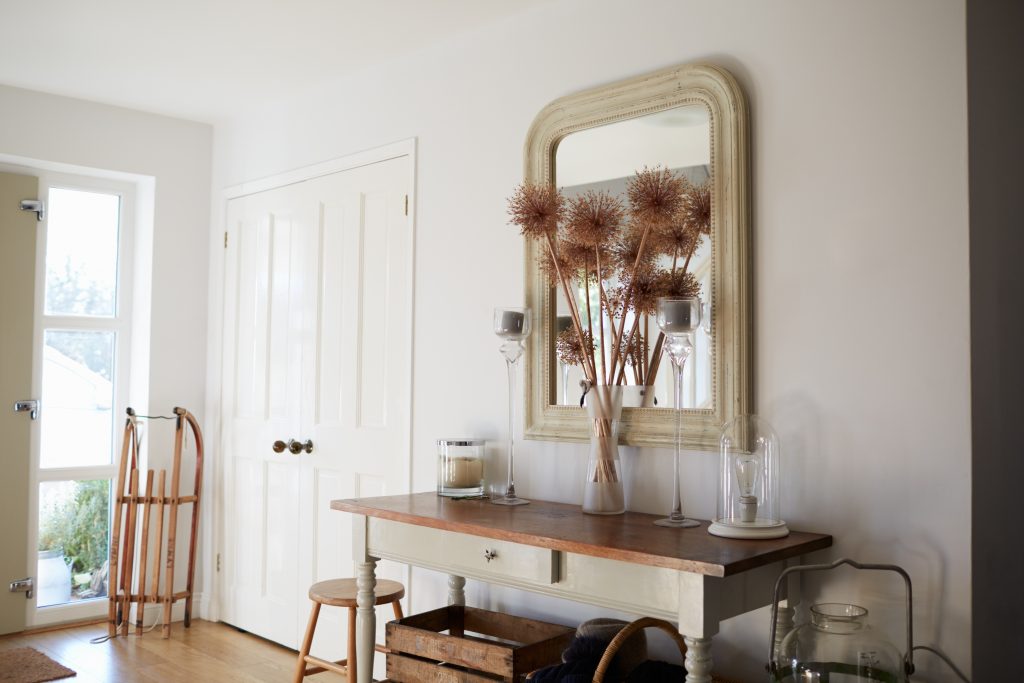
[444,456,484,488]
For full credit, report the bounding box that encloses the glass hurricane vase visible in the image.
[582,385,625,515]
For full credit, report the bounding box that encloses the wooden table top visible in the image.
[332,493,831,578]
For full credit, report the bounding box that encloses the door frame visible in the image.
[205,138,417,623]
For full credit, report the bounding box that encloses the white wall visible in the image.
[211,0,970,678]
[0,84,213,617]
[0,84,212,424]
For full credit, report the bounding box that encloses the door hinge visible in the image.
[19,199,44,221]
[9,577,33,599]
[404,194,408,216]
[216,553,221,572]
[13,399,39,420]
[224,232,228,249]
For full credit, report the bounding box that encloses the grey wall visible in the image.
[968,0,1024,678]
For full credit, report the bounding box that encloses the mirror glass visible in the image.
[552,104,713,410]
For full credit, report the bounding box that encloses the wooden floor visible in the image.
[0,619,348,682]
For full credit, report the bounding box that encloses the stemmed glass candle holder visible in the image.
[654,296,702,528]
[493,307,531,506]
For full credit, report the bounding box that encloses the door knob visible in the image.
[288,439,313,454]
[272,440,288,453]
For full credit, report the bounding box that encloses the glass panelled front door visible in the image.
[31,180,133,624]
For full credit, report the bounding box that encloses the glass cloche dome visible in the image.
[708,415,789,539]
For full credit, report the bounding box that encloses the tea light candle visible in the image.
[657,297,702,334]
[497,310,525,337]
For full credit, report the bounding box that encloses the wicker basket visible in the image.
[594,617,737,683]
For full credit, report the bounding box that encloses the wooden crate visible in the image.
[386,605,574,683]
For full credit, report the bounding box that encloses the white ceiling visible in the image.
[0,1,554,124]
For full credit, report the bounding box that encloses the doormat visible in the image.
[0,647,76,682]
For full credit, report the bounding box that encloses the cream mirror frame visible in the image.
[523,63,751,449]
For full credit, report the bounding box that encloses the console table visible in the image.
[332,493,831,683]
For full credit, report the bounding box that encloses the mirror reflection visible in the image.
[552,104,713,410]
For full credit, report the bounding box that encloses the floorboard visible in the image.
[0,619,348,682]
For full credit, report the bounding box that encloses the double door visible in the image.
[219,154,412,662]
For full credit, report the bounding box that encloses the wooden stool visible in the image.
[293,578,405,683]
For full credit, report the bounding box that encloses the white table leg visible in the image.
[683,635,713,683]
[448,574,466,606]
[356,558,377,683]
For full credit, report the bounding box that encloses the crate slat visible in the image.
[385,606,573,681]
[388,653,507,683]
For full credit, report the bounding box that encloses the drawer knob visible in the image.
[483,549,497,563]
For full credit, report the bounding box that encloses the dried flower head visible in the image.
[612,221,657,277]
[564,191,625,249]
[626,271,664,316]
[680,181,712,236]
[649,211,702,261]
[656,269,702,299]
[537,246,570,287]
[560,239,610,282]
[556,326,595,367]
[508,183,564,239]
[621,330,648,369]
[627,166,687,227]
[604,283,628,320]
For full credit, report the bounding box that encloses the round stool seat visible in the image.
[308,578,405,607]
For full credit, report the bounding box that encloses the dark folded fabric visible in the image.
[527,636,611,682]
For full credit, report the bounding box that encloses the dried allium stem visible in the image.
[606,221,654,380]
[543,234,596,383]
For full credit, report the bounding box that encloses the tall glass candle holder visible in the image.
[654,296,702,528]
[493,306,531,506]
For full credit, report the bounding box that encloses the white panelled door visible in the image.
[220,154,412,659]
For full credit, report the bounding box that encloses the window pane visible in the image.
[37,480,110,607]
[41,330,115,468]
[44,187,120,317]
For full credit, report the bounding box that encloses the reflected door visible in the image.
[221,154,413,665]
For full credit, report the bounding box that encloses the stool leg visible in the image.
[347,606,357,683]
[293,602,321,683]
[392,598,403,620]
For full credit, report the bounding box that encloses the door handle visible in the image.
[272,440,288,453]
[13,400,39,420]
[288,439,313,455]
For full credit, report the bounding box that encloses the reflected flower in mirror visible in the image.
[508,167,712,513]
[507,166,711,392]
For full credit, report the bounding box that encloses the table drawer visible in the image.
[368,518,559,585]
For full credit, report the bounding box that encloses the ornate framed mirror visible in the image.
[522,63,751,449]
